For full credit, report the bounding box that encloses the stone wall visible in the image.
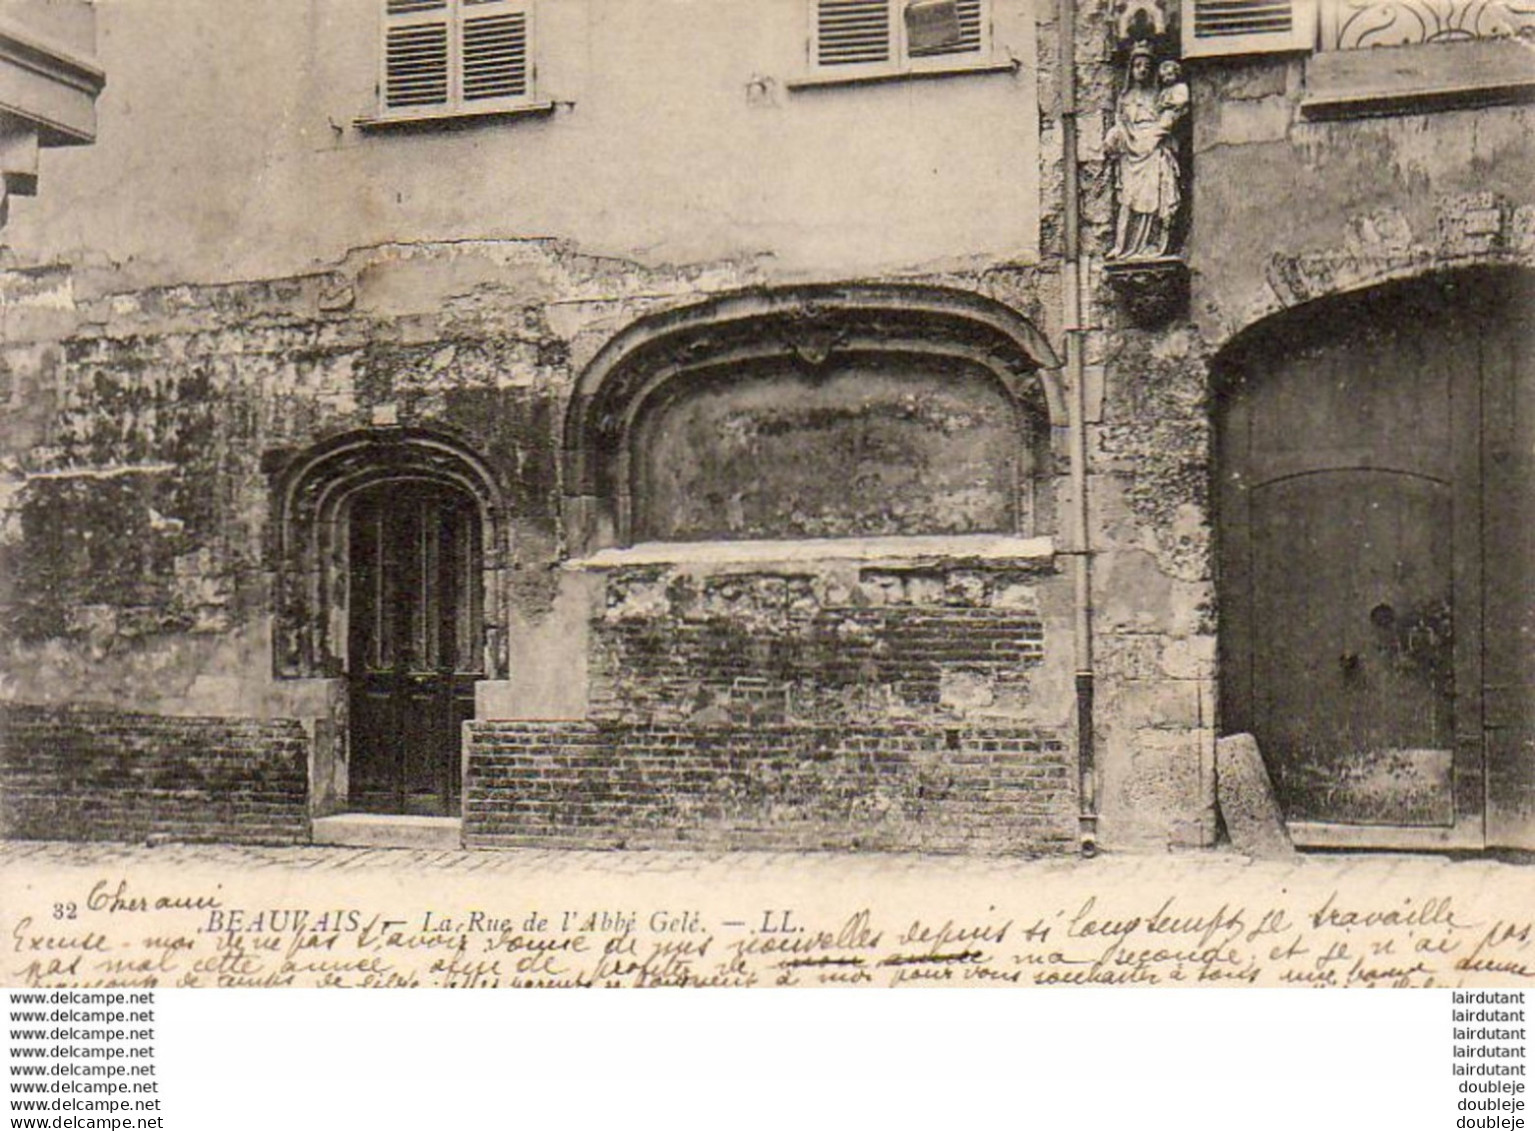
[464,721,1075,853]
[0,247,1075,718]
[0,0,1523,857]
[0,236,1230,852]
[0,704,309,844]
[1086,321,1216,850]
[0,244,641,716]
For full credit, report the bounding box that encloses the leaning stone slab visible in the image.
[1217,733,1297,859]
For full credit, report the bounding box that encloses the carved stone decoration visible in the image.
[1104,40,1190,263]
[1111,0,1170,44]
[1103,255,1190,327]
[776,306,848,371]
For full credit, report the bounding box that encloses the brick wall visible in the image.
[0,705,310,844]
[593,566,1053,725]
[465,722,1075,854]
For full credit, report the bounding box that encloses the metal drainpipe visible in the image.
[1058,0,1097,854]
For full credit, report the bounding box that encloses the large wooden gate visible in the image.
[1217,270,1533,849]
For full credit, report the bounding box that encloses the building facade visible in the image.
[0,0,1529,854]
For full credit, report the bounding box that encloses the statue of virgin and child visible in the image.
[1105,42,1189,261]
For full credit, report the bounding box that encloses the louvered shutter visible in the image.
[380,0,533,117]
[1182,0,1315,56]
[815,0,894,67]
[461,0,530,102]
[906,0,986,58]
[384,0,451,110]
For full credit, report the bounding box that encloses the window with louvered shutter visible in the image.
[811,0,989,74]
[816,0,894,67]
[1182,0,1314,56]
[381,0,533,118]
[385,0,450,109]
[462,6,528,101]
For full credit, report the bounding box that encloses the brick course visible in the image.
[465,721,1075,854]
[0,704,310,845]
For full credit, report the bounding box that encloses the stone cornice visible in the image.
[0,14,103,147]
[0,18,104,96]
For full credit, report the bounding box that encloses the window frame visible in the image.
[803,0,999,85]
[373,0,540,125]
[1181,0,1315,58]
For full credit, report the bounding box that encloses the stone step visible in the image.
[311,814,463,850]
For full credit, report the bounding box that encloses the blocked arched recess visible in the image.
[561,284,1065,555]
[269,427,509,681]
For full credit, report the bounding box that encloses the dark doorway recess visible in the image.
[346,480,483,816]
[1216,268,1533,850]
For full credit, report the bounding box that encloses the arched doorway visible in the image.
[1215,268,1533,849]
[270,427,506,821]
[345,479,483,815]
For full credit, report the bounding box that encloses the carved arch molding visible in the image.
[562,284,1065,554]
[268,428,509,680]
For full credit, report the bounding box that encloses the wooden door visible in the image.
[1215,273,1535,848]
[347,481,482,816]
[1482,274,1535,848]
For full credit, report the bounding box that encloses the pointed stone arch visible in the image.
[269,427,509,680]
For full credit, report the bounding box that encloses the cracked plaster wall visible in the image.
[1187,56,1535,343]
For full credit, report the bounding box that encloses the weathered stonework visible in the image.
[1188,52,1535,348]
[0,236,1112,852]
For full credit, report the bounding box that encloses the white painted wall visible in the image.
[9,0,1041,285]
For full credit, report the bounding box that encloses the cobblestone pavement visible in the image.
[1,836,1528,886]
